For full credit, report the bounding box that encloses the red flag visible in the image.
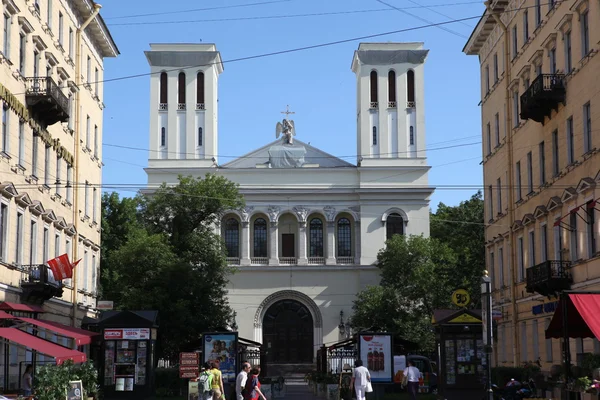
[47,254,72,280]
[66,259,82,279]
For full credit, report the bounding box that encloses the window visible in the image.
[498,247,504,287]
[3,14,10,58]
[535,0,541,26]
[92,254,97,293]
[86,115,90,148]
[19,33,25,74]
[32,136,38,177]
[372,127,377,145]
[159,72,168,105]
[512,90,519,127]
[490,251,495,289]
[66,165,72,203]
[160,127,166,147]
[583,102,592,153]
[485,65,490,93]
[409,126,414,145]
[496,178,502,213]
[252,218,267,258]
[18,120,24,167]
[15,212,22,265]
[33,50,41,77]
[86,56,91,83]
[94,68,99,96]
[487,185,493,219]
[44,146,50,186]
[532,320,539,360]
[523,9,529,43]
[29,220,37,264]
[494,113,500,146]
[68,27,73,59]
[196,72,205,105]
[198,127,202,147]
[564,31,572,73]
[83,250,88,290]
[178,72,186,105]
[511,25,518,59]
[486,122,491,155]
[517,236,524,280]
[309,218,323,257]
[549,0,555,9]
[94,125,98,157]
[570,212,578,261]
[567,117,574,164]
[85,181,90,217]
[587,201,596,257]
[55,156,61,195]
[47,0,52,28]
[58,12,63,45]
[407,70,415,104]
[42,226,48,263]
[54,233,60,257]
[539,141,545,185]
[93,187,97,222]
[516,161,522,201]
[493,53,499,82]
[1,104,8,153]
[541,224,548,262]
[552,129,559,176]
[386,213,404,240]
[549,47,556,74]
[68,94,73,130]
[337,218,352,257]
[581,11,589,56]
[529,230,536,266]
[553,223,562,260]
[526,151,533,193]
[370,71,378,105]
[224,218,239,258]
[388,70,396,104]
[545,318,553,362]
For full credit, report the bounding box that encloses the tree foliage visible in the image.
[350,192,485,351]
[100,174,244,359]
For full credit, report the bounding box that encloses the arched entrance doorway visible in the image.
[263,299,314,363]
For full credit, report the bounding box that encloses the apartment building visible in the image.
[464,0,600,369]
[0,0,118,333]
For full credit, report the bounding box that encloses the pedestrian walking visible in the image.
[351,359,371,400]
[236,361,251,400]
[404,360,420,400]
[209,360,225,400]
[243,366,266,400]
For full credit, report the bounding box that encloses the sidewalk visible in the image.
[282,384,319,400]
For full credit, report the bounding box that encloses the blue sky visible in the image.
[99,0,485,210]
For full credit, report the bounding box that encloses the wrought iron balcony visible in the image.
[20,264,64,305]
[25,76,70,127]
[525,260,571,296]
[520,73,566,124]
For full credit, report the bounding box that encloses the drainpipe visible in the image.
[484,1,519,367]
[72,3,102,327]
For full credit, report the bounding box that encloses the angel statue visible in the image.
[275,119,296,145]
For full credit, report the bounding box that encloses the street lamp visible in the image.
[481,270,493,400]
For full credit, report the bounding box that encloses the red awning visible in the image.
[0,310,16,319]
[16,318,98,346]
[545,294,600,339]
[0,328,86,364]
[0,302,44,313]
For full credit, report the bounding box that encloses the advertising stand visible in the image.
[202,332,238,383]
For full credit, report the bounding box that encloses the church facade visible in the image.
[144,43,434,364]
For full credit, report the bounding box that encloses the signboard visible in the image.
[104,328,150,340]
[179,365,199,379]
[97,300,114,310]
[67,380,84,400]
[180,352,200,379]
[188,380,199,400]
[180,352,199,366]
[202,332,238,383]
[357,332,393,383]
[451,289,471,308]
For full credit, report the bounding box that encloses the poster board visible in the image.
[357,332,393,383]
[202,332,238,384]
[67,380,84,400]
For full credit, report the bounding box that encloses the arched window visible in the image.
[198,127,203,146]
[309,218,324,257]
[224,218,240,258]
[407,70,415,104]
[386,213,404,240]
[253,218,267,258]
[370,70,378,105]
[372,127,377,145]
[197,72,205,105]
[160,127,166,147]
[159,72,168,104]
[178,72,186,105]
[409,126,414,145]
[388,70,396,103]
[337,218,351,257]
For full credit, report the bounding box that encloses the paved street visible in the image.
[281,384,319,400]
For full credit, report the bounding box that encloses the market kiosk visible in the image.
[83,310,158,400]
[432,308,484,400]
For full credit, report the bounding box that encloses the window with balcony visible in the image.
[581,11,589,56]
[567,117,574,164]
[541,223,548,262]
[224,218,239,258]
[587,201,596,257]
[564,31,572,73]
[526,151,533,193]
[388,70,396,106]
[553,223,561,260]
[253,218,268,258]
[552,129,559,176]
[539,141,545,185]
[386,213,404,240]
[549,47,556,74]
[370,71,378,107]
[337,218,351,257]
[529,230,536,267]
[496,178,502,213]
[516,161,522,201]
[309,218,323,257]
[583,102,591,153]
[494,113,500,146]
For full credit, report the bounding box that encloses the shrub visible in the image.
[154,368,184,397]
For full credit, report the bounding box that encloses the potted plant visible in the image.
[75,361,100,400]
[34,362,73,400]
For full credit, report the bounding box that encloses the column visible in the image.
[326,221,336,265]
[269,222,279,265]
[240,222,250,266]
[298,222,308,265]
[354,221,361,265]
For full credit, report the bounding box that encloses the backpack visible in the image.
[198,371,213,393]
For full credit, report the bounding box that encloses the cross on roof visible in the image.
[281,105,295,119]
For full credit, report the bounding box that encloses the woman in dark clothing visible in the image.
[244,366,266,400]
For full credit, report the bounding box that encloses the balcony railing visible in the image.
[25,76,70,126]
[520,73,566,124]
[226,257,240,266]
[279,257,297,265]
[20,264,64,305]
[251,257,268,265]
[526,260,571,296]
[336,257,354,265]
[308,257,325,265]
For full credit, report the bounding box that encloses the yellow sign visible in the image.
[448,313,481,324]
[451,289,471,308]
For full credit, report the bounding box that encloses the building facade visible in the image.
[464,0,600,369]
[145,42,434,366]
[0,0,117,332]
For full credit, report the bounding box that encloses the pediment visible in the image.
[522,213,535,226]
[547,196,562,211]
[54,217,68,230]
[65,223,77,237]
[533,205,548,219]
[221,139,355,169]
[42,210,57,223]
[511,220,523,232]
[0,182,18,199]
[14,193,32,207]
[576,177,596,194]
[561,187,577,203]
[29,200,45,216]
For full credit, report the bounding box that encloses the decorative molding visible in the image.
[381,207,409,224]
[323,206,336,222]
[54,217,68,230]
[0,182,18,199]
[29,200,45,216]
[556,13,573,34]
[65,223,77,237]
[267,206,280,222]
[293,206,310,223]
[521,213,535,226]
[511,220,523,232]
[560,187,577,203]
[14,193,32,207]
[576,177,595,194]
[240,206,254,223]
[533,205,548,219]
[541,32,558,50]
[253,290,323,329]
[546,196,562,212]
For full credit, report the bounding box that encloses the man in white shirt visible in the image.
[403,360,421,400]
[236,361,251,400]
[351,359,371,400]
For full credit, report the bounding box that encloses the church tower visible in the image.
[145,44,223,167]
[351,43,429,166]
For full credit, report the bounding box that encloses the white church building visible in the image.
[144,42,434,365]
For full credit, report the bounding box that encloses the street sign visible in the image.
[451,289,471,308]
[97,301,114,310]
